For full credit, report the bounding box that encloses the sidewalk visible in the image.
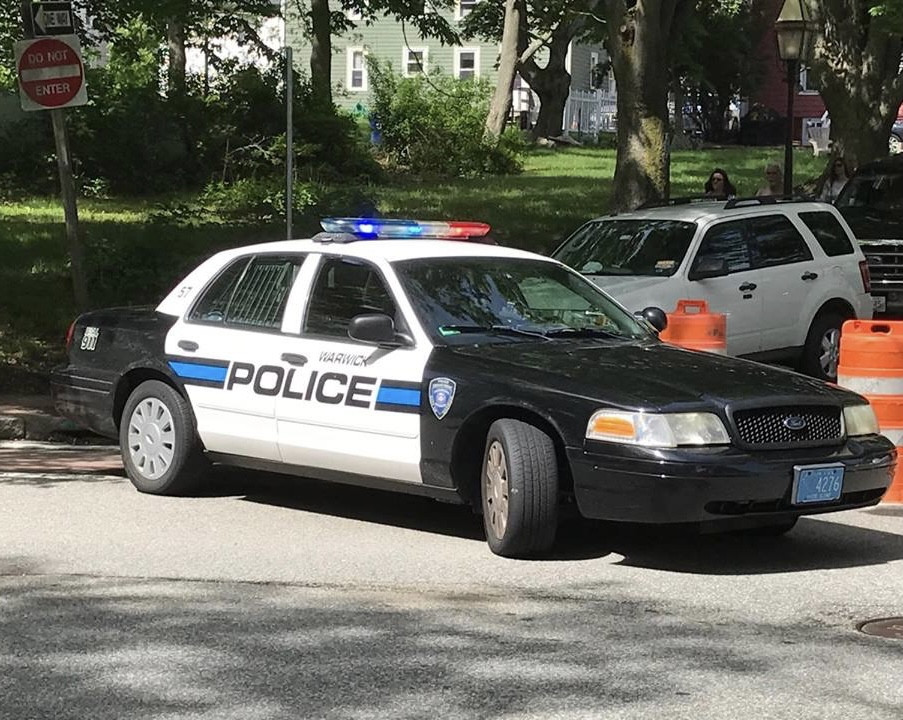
[0,394,104,442]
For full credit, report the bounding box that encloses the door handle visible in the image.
[801,271,818,280]
[177,340,199,352]
[738,282,757,292]
[281,353,307,366]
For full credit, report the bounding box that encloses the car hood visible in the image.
[582,275,678,313]
[448,339,851,411]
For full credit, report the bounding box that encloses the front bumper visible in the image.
[568,435,896,526]
[50,367,117,439]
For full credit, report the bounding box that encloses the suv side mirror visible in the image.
[348,313,411,347]
[689,256,729,281]
[637,306,668,333]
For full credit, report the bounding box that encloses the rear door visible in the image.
[165,253,307,461]
[747,214,815,352]
[274,255,433,483]
[686,219,762,355]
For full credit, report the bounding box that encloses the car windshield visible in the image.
[393,256,652,344]
[836,168,903,212]
[553,219,697,277]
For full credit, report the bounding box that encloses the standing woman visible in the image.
[704,168,737,197]
[820,157,850,202]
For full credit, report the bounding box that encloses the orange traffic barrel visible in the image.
[837,319,903,502]
[659,299,727,354]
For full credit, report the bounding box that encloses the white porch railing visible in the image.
[563,89,617,136]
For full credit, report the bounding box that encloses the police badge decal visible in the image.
[428,377,456,420]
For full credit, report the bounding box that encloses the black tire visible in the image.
[119,380,207,495]
[800,312,846,381]
[480,419,559,558]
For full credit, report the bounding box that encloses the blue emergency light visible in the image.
[320,217,492,240]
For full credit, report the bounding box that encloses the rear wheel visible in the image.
[800,312,846,381]
[119,380,207,495]
[889,133,902,155]
[481,419,559,558]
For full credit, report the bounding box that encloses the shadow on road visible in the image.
[199,467,903,572]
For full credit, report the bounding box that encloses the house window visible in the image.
[347,48,367,91]
[455,48,479,79]
[457,0,477,18]
[799,65,818,94]
[403,47,428,77]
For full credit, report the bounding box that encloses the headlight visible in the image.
[586,410,730,448]
[844,403,880,436]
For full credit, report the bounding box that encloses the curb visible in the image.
[0,396,111,444]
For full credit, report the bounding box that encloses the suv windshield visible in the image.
[553,219,697,277]
[393,257,652,344]
[836,167,903,212]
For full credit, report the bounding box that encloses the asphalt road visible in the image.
[2,445,903,719]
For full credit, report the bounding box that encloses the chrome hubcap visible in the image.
[890,135,902,155]
[820,327,841,379]
[484,440,509,540]
[127,397,175,480]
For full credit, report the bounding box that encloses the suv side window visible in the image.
[748,215,813,268]
[693,220,752,274]
[798,211,854,256]
[190,254,304,330]
[305,257,403,337]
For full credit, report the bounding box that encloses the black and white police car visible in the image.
[52,218,896,557]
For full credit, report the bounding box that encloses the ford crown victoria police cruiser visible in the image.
[52,218,896,558]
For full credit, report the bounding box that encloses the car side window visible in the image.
[798,211,854,256]
[692,220,752,275]
[748,215,813,268]
[304,257,402,337]
[189,254,305,330]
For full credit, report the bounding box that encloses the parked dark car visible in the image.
[891,118,903,155]
[835,154,903,316]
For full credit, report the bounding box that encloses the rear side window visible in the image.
[693,220,752,274]
[799,211,854,256]
[190,254,304,330]
[748,215,813,268]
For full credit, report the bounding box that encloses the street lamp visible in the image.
[774,0,812,196]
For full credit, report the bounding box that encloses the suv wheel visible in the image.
[890,133,902,155]
[800,312,846,382]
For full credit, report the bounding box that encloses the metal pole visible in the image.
[783,58,797,197]
[285,45,293,240]
[50,108,89,310]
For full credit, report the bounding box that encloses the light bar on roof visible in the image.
[320,217,491,240]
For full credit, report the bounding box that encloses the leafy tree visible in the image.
[0,3,21,93]
[465,0,606,139]
[808,0,903,167]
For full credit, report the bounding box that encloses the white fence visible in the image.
[563,89,617,136]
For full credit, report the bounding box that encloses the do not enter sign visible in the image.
[14,35,88,112]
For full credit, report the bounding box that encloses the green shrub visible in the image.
[369,62,523,177]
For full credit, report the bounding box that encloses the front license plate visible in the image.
[873,295,886,313]
[793,464,844,505]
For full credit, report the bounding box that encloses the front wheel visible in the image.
[481,419,559,558]
[800,312,846,382]
[119,380,207,495]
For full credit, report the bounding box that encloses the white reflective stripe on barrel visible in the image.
[837,375,903,395]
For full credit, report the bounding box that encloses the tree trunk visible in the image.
[166,19,187,96]
[486,0,526,138]
[605,0,683,211]
[809,2,903,169]
[521,24,573,139]
[309,0,333,108]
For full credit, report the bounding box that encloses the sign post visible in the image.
[14,22,88,310]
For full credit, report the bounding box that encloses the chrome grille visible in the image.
[863,243,903,288]
[732,406,842,447]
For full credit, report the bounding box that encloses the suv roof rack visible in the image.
[635,195,722,210]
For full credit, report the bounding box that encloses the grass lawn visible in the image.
[0,144,830,389]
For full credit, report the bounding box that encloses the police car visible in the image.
[51,218,896,558]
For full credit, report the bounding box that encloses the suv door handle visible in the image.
[177,340,199,352]
[738,282,757,292]
[801,271,818,280]
[281,353,307,366]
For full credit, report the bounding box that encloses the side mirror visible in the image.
[638,306,668,333]
[348,313,410,347]
[689,256,729,281]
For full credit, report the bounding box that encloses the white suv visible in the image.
[552,197,873,381]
